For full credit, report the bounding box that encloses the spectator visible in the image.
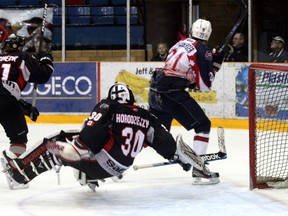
[268,36,288,63]
[224,33,248,62]
[151,42,169,61]
[177,23,187,41]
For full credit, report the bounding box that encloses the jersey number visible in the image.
[121,127,145,158]
[1,63,11,80]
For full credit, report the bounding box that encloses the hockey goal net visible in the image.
[249,63,288,189]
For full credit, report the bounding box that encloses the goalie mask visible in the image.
[108,82,135,105]
[0,33,25,53]
[191,19,212,41]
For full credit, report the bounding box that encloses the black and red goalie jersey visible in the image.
[79,97,177,170]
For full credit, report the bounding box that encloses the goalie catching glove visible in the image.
[19,99,39,121]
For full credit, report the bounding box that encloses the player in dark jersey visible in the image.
[148,19,224,184]
[1,82,215,190]
[0,33,53,158]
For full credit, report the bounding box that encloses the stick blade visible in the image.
[217,126,226,154]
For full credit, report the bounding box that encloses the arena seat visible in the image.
[90,6,114,25]
[18,0,40,6]
[0,0,18,6]
[87,0,109,5]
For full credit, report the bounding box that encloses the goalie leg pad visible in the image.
[46,138,91,161]
[174,134,204,171]
[1,144,62,186]
[45,130,80,143]
[1,151,29,190]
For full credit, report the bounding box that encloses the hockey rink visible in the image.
[0,124,288,216]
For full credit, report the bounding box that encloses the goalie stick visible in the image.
[133,127,226,171]
[217,0,247,53]
[31,2,48,108]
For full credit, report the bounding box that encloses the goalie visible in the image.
[1,82,219,191]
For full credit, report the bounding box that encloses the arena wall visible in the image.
[22,62,254,129]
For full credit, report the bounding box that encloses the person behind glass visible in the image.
[224,32,248,62]
[177,23,187,41]
[268,36,288,63]
[148,19,224,183]
[151,42,168,61]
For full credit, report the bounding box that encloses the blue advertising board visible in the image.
[235,64,249,117]
[21,62,98,113]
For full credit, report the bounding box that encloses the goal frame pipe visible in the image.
[249,63,288,190]
[248,63,256,190]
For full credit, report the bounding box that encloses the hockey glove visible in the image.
[35,51,53,67]
[169,155,192,171]
[19,99,39,122]
[188,83,199,92]
[212,49,224,72]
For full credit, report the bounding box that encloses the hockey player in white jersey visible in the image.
[148,19,224,184]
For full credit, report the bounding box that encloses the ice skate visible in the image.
[111,172,126,182]
[192,166,220,185]
[1,151,29,190]
[87,180,99,192]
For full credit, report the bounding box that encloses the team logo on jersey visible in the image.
[100,103,109,109]
[86,120,95,126]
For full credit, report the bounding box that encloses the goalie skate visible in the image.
[87,180,99,192]
[73,168,105,192]
[192,166,220,185]
[1,152,29,190]
[111,172,126,182]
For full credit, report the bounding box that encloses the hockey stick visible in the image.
[217,0,247,53]
[133,127,226,171]
[31,2,48,107]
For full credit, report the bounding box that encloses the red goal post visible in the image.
[249,63,288,190]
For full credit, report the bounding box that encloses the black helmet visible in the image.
[0,33,25,53]
[108,82,135,105]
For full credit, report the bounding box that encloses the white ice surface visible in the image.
[0,124,288,216]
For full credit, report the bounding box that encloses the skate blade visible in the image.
[87,183,97,192]
[111,172,125,182]
[1,158,29,190]
[192,177,220,185]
